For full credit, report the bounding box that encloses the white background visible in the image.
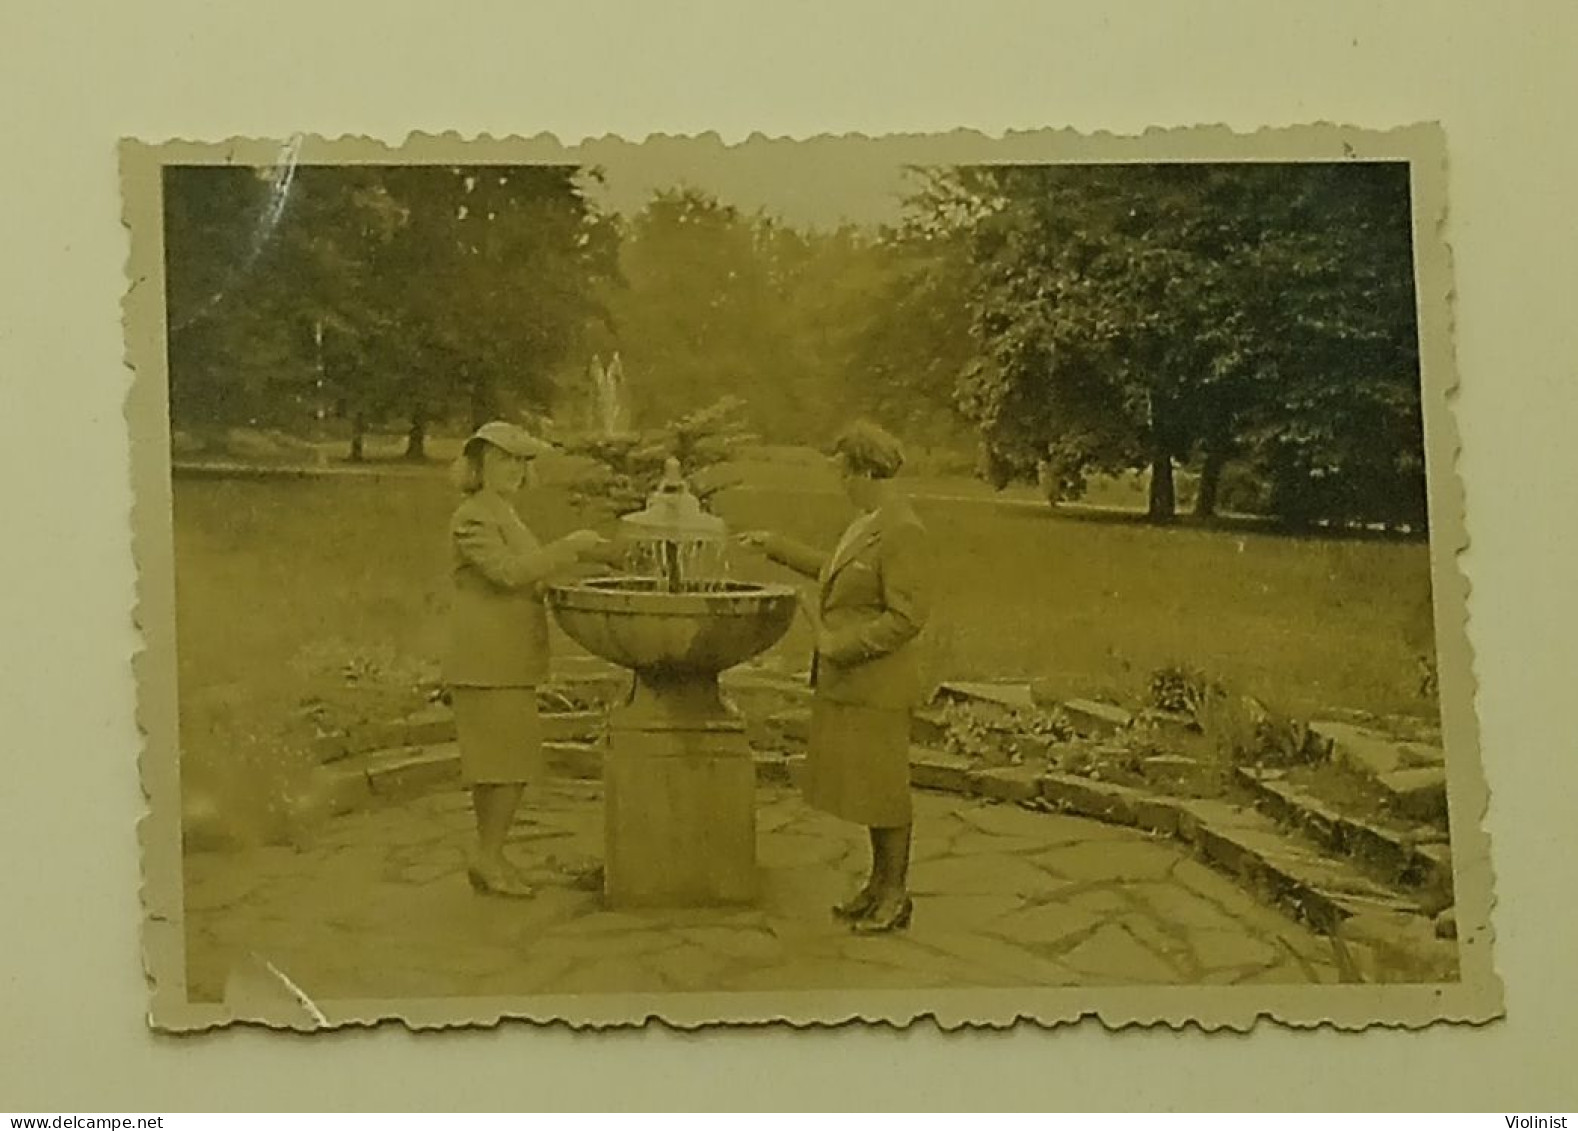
[1,0,1575,1111]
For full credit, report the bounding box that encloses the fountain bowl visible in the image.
[547,577,798,676]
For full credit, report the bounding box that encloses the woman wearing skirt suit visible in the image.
[443,422,612,898]
[739,421,930,933]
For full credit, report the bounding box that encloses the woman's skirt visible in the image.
[451,686,545,787]
[804,697,913,828]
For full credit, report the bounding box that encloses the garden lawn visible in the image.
[172,462,1440,779]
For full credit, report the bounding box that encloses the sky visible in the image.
[522,130,1121,229]
[566,133,928,230]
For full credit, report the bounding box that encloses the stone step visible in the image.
[911,707,950,747]
[330,739,605,805]
[535,673,630,711]
[336,739,818,807]
[315,708,604,764]
[928,683,1152,747]
[363,743,463,797]
[311,704,457,763]
[1309,719,1448,824]
[324,727,1458,980]
[1310,719,1445,774]
[764,707,954,753]
[720,667,813,698]
[341,735,1049,807]
[1235,766,1454,900]
[908,746,978,794]
[1060,699,1135,738]
[542,711,607,743]
[764,709,810,745]
[755,739,1044,804]
[1375,767,1449,823]
[1033,771,1456,978]
[930,680,1037,712]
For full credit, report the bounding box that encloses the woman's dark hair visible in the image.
[833,420,906,480]
[449,442,488,494]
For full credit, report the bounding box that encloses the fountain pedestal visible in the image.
[546,577,797,909]
[603,673,758,906]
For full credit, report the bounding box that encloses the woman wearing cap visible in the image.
[445,421,613,898]
[737,420,930,934]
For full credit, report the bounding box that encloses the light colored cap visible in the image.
[464,421,557,460]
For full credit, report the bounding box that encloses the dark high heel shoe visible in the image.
[831,887,879,921]
[849,896,914,935]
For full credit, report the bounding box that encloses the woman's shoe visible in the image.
[831,887,879,921]
[467,861,535,899]
[850,896,913,935]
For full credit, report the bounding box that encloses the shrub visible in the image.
[181,681,329,852]
[1195,687,1323,768]
[555,395,754,518]
[181,638,440,853]
[290,638,441,741]
[937,697,1073,764]
[1147,663,1225,716]
[1215,461,1272,516]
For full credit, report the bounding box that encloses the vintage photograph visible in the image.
[121,127,1498,1031]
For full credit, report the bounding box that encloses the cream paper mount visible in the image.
[121,124,1499,1032]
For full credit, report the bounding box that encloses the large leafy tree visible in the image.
[162,163,616,457]
[605,188,785,428]
[260,166,415,458]
[917,161,1425,526]
[162,164,312,432]
[378,165,618,437]
[604,188,921,445]
[1229,164,1424,527]
[841,215,977,450]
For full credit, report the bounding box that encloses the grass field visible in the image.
[172,453,1440,807]
[721,479,1439,719]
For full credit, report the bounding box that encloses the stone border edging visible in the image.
[1234,766,1454,899]
[756,746,1458,982]
[322,673,1459,983]
[331,737,1458,982]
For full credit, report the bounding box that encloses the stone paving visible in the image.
[184,781,1342,1006]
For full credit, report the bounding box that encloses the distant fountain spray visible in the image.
[589,351,631,435]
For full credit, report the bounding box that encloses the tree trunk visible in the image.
[404,408,427,462]
[1194,450,1226,519]
[1143,387,1177,523]
[348,411,367,463]
[1147,451,1176,522]
[468,373,498,431]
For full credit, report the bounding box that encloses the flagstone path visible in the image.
[184,781,1342,1009]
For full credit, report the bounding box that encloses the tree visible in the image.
[1228,164,1425,527]
[388,165,618,434]
[586,184,982,452]
[605,189,783,427]
[266,167,417,458]
[925,164,1209,520]
[162,164,617,458]
[913,161,1426,526]
[557,394,754,519]
[162,165,315,433]
[840,217,977,450]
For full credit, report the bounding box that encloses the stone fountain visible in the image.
[547,459,796,907]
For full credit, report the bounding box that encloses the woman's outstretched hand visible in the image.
[564,529,617,561]
[734,530,772,551]
[583,538,628,568]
